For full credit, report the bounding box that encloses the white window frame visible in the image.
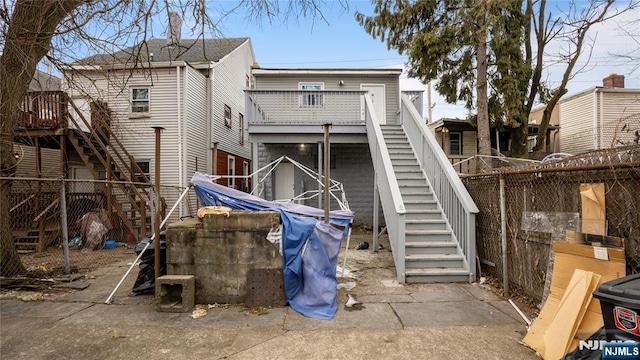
[299,82,324,107]
[130,87,150,114]
[449,132,463,156]
[224,104,232,128]
[228,155,236,189]
[242,161,249,192]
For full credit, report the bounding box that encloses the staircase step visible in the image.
[405,268,470,283]
[406,229,452,241]
[403,200,439,210]
[405,253,464,268]
[401,193,434,202]
[405,219,447,230]
[405,209,443,220]
[405,241,459,255]
[390,159,419,166]
[393,164,421,172]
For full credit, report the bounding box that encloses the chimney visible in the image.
[167,12,182,46]
[603,73,625,88]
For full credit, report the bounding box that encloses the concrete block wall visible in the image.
[165,211,282,304]
[257,143,383,228]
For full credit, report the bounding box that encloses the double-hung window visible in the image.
[224,104,232,128]
[300,83,324,106]
[239,113,245,145]
[449,132,463,155]
[131,88,149,113]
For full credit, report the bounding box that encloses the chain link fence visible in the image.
[3,177,193,277]
[463,146,640,302]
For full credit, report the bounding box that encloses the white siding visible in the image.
[559,91,595,155]
[599,91,640,148]
[254,74,400,124]
[211,39,255,160]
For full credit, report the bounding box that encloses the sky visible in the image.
[204,0,640,121]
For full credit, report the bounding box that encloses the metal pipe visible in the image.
[60,182,70,274]
[105,185,192,304]
[499,175,509,298]
[323,124,331,224]
[152,127,164,280]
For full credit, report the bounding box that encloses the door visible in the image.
[274,162,295,201]
[361,84,386,125]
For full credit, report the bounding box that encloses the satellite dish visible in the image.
[167,12,182,46]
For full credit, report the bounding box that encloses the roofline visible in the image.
[252,68,403,76]
[63,60,219,71]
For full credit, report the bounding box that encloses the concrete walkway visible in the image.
[1,235,538,360]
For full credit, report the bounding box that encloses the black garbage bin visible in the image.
[129,231,167,296]
[592,273,640,342]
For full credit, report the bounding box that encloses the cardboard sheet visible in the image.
[522,242,626,358]
[580,183,606,236]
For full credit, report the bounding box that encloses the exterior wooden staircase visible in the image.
[65,101,153,241]
[380,124,471,282]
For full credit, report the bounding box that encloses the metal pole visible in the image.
[60,181,70,274]
[317,142,322,209]
[152,127,164,280]
[499,175,509,298]
[323,124,331,224]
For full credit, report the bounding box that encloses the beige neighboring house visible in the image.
[530,74,640,156]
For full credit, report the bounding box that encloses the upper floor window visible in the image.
[449,132,462,155]
[224,104,232,128]
[299,83,324,106]
[134,160,150,182]
[131,88,149,113]
[239,113,245,145]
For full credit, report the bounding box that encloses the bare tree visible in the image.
[0,0,342,276]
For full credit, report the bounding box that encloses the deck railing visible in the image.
[18,91,68,129]
[400,94,479,281]
[246,90,366,126]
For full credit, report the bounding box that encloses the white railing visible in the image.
[246,90,366,125]
[400,94,479,281]
[364,96,407,283]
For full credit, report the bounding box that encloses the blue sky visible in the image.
[207,0,640,120]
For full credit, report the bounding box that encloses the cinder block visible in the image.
[155,275,195,313]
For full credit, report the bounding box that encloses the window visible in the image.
[224,104,232,128]
[449,132,462,155]
[239,113,245,145]
[135,160,150,182]
[131,88,149,113]
[228,155,235,189]
[242,161,249,192]
[300,83,324,106]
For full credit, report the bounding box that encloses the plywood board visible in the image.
[522,242,626,358]
[580,183,606,236]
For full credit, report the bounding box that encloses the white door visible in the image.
[274,162,295,201]
[361,84,386,124]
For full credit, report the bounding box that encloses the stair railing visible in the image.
[400,94,479,281]
[364,95,407,283]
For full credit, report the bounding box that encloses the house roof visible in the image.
[29,70,61,91]
[76,38,250,66]
[429,117,559,131]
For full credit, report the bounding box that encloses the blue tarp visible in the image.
[191,172,353,320]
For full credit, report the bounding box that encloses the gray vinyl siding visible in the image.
[184,66,209,214]
[559,92,595,155]
[253,74,400,125]
[211,39,255,160]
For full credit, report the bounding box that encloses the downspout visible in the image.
[177,65,183,218]
[592,88,599,150]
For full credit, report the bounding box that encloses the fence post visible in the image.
[60,180,70,274]
[499,175,509,298]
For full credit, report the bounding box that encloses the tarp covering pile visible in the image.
[191,172,354,320]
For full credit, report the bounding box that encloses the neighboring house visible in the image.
[428,118,558,173]
[63,37,256,218]
[246,67,479,284]
[530,74,640,155]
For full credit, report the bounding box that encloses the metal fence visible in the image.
[4,177,194,277]
[462,146,640,302]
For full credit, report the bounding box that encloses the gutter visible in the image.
[592,88,599,149]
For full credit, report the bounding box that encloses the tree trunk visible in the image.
[509,126,529,157]
[0,1,84,276]
[476,23,491,168]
